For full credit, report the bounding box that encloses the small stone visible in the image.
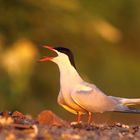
[61,133,81,140]
[122,124,129,129]
[12,111,25,119]
[37,110,68,127]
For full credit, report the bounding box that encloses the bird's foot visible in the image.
[71,121,95,129]
[70,121,83,128]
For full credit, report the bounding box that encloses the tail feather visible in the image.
[114,106,140,114]
[109,96,140,114]
[109,96,140,106]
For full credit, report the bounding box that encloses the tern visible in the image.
[40,46,140,124]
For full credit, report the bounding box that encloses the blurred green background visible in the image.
[0,0,140,124]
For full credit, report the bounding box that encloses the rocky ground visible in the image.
[0,110,140,140]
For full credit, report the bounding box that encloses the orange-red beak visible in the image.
[43,45,55,51]
[39,45,55,62]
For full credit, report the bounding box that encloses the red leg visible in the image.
[88,112,92,125]
[77,112,81,123]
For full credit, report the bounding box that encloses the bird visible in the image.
[39,45,140,124]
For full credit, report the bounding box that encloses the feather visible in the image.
[109,96,140,106]
[71,84,117,113]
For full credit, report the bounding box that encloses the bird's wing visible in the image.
[71,84,117,113]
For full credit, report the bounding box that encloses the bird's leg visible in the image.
[77,112,81,123]
[88,112,92,125]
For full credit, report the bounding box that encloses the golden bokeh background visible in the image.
[0,0,140,124]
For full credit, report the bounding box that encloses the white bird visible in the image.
[40,45,140,124]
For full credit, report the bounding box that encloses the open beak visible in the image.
[43,45,55,51]
[39,45,56,62]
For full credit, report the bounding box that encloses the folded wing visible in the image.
[71,84,118,113]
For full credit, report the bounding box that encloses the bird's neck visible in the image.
[57,61,83,90]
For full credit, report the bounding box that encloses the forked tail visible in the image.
[109,96,140,114]
[114,106,140,114]
[109,96,140,106]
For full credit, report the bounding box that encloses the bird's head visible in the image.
[39,45,76,68]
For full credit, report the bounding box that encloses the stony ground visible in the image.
[0,110,140,140]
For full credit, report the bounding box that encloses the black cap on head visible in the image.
[54,47,76,68]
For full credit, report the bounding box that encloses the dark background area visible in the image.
[0,0,140,124]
